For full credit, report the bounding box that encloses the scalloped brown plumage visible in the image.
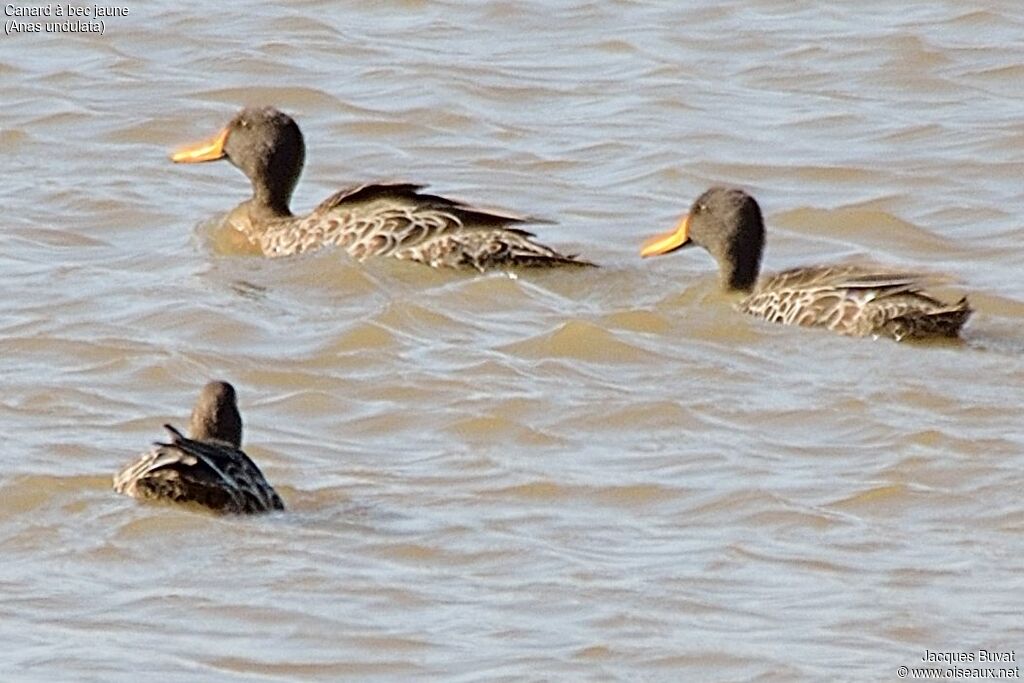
[640,187,971,341]
[113,382,284,514]
[172,107,594,270]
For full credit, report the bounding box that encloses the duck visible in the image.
[113,381,284,514]
[640,187,971,340]
[171,106,594,270]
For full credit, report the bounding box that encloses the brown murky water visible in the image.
[2,2,1023,680]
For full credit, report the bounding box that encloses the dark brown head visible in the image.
[171,106,305,215]
[640,187,765,292]
[188,380,243,448]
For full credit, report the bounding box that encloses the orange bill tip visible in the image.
[170,127,229,163]
[640,214,691,257]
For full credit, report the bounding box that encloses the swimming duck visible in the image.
[171,106,593,270]
[640,187,971,340]
[113,381,284,514]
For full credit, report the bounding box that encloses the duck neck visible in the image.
[251,180,294,219]
[712,230,762,292]
[190,408,242,448]
[720,249,760,292]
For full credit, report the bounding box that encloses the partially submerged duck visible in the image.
[171,106,593,270]
[113,381,284,514]
[640,187,971,340]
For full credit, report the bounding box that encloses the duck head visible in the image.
[172,106,305,215]
[641,186,765,292]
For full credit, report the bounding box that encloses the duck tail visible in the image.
[511,252,598,269]
[894,297,972,340]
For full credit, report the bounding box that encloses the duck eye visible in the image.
[696,203,706,213]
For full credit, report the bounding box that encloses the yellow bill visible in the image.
[640,214,691,257]
[170,127,230,163]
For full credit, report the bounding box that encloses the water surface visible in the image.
[1,1,1023,680]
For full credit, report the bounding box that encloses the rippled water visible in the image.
[2,1,1023,680]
